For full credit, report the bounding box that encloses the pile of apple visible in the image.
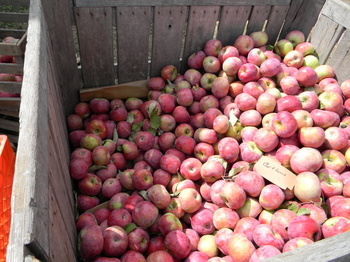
[68,29,350,262]
[0,36,22,97]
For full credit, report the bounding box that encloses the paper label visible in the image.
[254,156,296,190]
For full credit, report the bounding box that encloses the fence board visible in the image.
[116,6,151,83]
[75,7,115,88]
[150,6,188,77]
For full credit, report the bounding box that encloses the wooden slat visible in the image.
[0,117,19,132]
[0,132,18,144]
[0,81,22,93]
[0,109,19,118]
[280,0,326,39]
[216,6,252,46]
[309,14,344,64]
[41,0,81,117]
[245,5,271,35]
[150,5,188,77]
[80,79,148,101]
[75,7,115,88]
[181,6,220,73]
[325,29,350,83]
[0,0,30,6]
[0,30,26,43]
[0,12,29,23]
[115,6,151,83]
[0,63,24,75]
[264,231,350,262]
[321,0,350,30]
[264,5,290,45]
[0,98,20,111]
[75,0,291,7]
[6,0,50,260]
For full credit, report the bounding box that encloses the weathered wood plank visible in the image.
[0,98,20,111]
[150,6,188,77]
[75,0,291,7]
[245,5,271,35]
[264,5,290,45]
[48,183,77,261]
[280,0,326,39]
[216,6,252,46]
[326,29,350,83]
[0,0,29,6]
[0,13,29,23]
[0,30,26,40]
[41,0,81,117]
[322,0,350,30]
[263,231,350,262]
[75,7,115,88]
[0,63,23,75]
[0,109,19,118]
[309,14,344,64]
[0,117,19,132]
[115,6,151,83]
[6,0,49,260]
[0,81,22,93]
[181,6,220,73]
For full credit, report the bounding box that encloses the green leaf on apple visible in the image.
[279,202,299,213]
[88,165,107,172]
[150,115,161,130]
[147,127,156,136]
[127,113,135,124]
[266,44,274,51]
[229,109,238,126]
[296,207,311,216]
[147,101,158,119]
[132,120,143,131]
[138,190,149,201]
[124,223,137,234]
[113,127,118,143]
[167,79,176,90]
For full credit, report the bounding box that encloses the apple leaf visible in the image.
[147,127,156,136]
[124,223,137,234]
[279,202,299,213]
[266,44,274,51]
[127,113,135,124]
[296,207,311,216]
[229,109,238,126]
[147,102,159,119]
[88,165,107,172]
[116,144,123,152]
[113,127,118,143]
[132,120,143,132]
[150,115,161,130]
[138,190,149,201]
[167,79,176,90]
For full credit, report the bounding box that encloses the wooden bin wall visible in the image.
[6,0,350,261]
[0,0,29,145]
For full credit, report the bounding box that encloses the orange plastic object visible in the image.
[0,135,15,262]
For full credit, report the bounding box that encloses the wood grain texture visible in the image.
[75,7,115,88]
[245,5,271,35]
[263,231,350,262]
[0,0,29,6]
[181,6,220,73]
[41,0,81,117]
[0,63,23,74]
[326,29,350,83]
[0,98,20,111]
[116,6,151,83]
[216,6,252,46]
[264,5,289,45]
[0,13,29,23]
[6,0,50,260]
[75,0,291,7]
[0,82,21,93]
[310,14,344,64]
[150,6,188,77]
[280,0,326,39]
[322,0,350,29]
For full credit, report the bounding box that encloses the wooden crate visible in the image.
[0,0,29,146]
[6,0,350,261]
